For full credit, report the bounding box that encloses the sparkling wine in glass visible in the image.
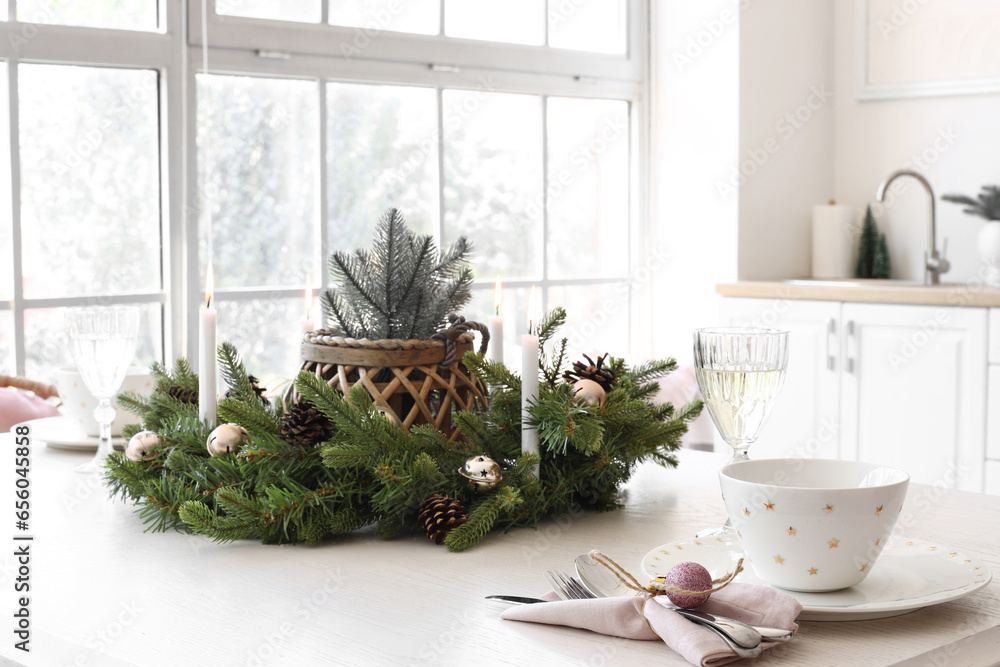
[65,306,141,474]
[694,327,788,534]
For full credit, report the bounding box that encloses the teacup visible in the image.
[54,366,153,437]
[720,458,909,592]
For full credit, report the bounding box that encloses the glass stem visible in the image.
[728,446,750,465]
[93,397,116,466]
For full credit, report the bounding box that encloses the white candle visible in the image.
[489,276,504,364]
[521,285,540,477]
[199,263,218,429]
[301,278,316,333]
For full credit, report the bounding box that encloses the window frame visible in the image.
[188,0,651,361]
[0,0,652,379]
[0,0,186,376]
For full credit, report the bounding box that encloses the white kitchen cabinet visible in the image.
[719,297,841,460]
[839,303,986,493]
[719,298,989,492]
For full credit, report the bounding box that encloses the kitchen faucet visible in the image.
[875,169,950,285]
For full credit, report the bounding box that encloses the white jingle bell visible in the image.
[125,430,160,462]
[206,423,250,456]
[573,379,607,408]
[375,405,401,426]
[458,455,503,492]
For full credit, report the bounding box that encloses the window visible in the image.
[0,0,646,389]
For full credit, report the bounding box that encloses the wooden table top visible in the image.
[2,432,998,666]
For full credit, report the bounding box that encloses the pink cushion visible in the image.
[0,388,61,433]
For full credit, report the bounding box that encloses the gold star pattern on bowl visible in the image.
[787,527,796,536]
[875,505,884,517]
[743,507,751,517]
[859,562,868,572]
[875,538,881,546]
[774,555,785,564]
[764,500,775,511]
[808,567,818,575]
[827,538,840,549]
[823,504,834,513]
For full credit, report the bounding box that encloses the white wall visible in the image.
[833,1,1000,284]
[649,0,739,362]
[736,0,835,281]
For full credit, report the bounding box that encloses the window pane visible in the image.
[445,0,544,45]
[330,0,440,35]
[0,63,10,300]
[19,65,160,299]
[548,0,626,54]
[327,83,438,250]
[217,0,320,23]
[467,285,532,364]
[216,297,302,385]
[24,304,163,384]
[442,90,543,280]
[198,74,320,289]
[0,311,12,375]
[547,283,628,357]
[17,0,157,31]
[546,97,629,279]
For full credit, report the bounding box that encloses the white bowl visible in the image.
[720,458,909,592]
[54,366,153,437]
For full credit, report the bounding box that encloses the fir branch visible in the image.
[535,307,567,345]
[445,486,521,552]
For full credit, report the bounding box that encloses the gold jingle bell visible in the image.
[207,423,250,456]
[458,455,503,492]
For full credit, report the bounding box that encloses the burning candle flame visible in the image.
[527,285,539,336]
[494,276,502,316]
[305,271,313,319]
[205,262,214,309]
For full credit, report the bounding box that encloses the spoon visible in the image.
[573,554,794,643]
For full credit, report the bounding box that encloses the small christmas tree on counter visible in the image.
[855,205,891,279]
[872,233,891,279]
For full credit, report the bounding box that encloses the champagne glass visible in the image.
[65,306,141,474]
[694,328,788,535]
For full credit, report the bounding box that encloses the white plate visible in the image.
[641,534,991,621]
[25,417,125,451]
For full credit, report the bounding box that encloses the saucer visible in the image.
[641,534,991,621]
[25,417,125,451]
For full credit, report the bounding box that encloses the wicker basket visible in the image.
[294,328,489,441]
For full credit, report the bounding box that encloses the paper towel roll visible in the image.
[812,204,856,279]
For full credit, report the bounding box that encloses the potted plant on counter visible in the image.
[942,185,1000,287]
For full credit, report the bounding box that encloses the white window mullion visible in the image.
[540,94,549,315]
[7,60,24,375]
[184,56,201,362]
[435,86,445,249]
[318,76,329,328]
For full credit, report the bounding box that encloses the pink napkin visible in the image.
[501,583,801,667]
[0,389,60,433]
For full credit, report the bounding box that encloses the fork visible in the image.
[543,569,763,659]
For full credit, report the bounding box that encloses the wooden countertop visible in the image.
[717,280,1000,307]
[6,431,1000,666]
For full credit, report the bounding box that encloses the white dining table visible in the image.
[1,428,998,667]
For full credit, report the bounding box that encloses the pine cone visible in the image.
[417,494,467,545]
[280,403,334,447]
[166,385,198,404]
[563,353,618,391]
[222,375,269,406]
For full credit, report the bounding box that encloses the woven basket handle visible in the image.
[432,314,491,369]
[0,375,60,400]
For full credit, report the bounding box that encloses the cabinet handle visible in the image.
[825,318,836,371]
[846,319,856,374]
